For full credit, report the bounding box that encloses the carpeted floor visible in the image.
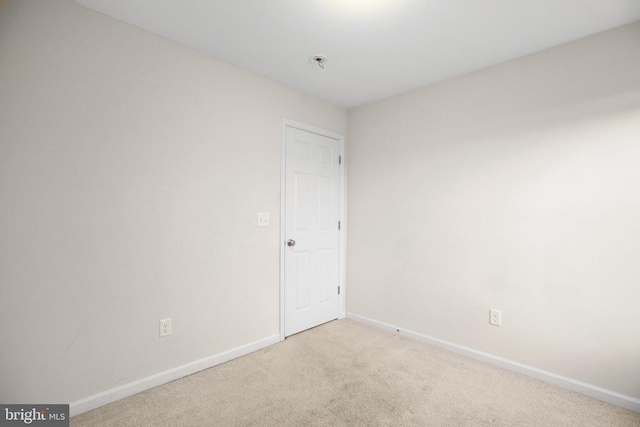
[71,319,640,426]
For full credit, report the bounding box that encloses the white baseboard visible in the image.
[346,312,640,414]
[69,334,280,417]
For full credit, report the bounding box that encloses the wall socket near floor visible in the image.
[159,318,172,337]
[489,309,502,326]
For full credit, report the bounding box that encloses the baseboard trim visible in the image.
[69,334,281,417]
[346,312,640,413]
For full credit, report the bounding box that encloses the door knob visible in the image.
[287,239,296,247]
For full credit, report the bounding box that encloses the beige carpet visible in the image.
[71,319,640,426]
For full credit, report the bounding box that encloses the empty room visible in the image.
[1,0,639,425]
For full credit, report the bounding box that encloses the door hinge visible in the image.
[338,221,341,230]
[339,155,342,165]
[338,286,341,295]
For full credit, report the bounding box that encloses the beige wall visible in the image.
[347,22,640,399]
[0,0,347,403]
[2,0,639,409]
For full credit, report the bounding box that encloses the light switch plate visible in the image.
[257,212,270,227]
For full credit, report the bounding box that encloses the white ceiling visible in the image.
[75,0,640,108]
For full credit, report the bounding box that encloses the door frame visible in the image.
[280,119,346,341]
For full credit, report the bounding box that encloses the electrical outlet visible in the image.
[489,309,501,326]
[159,318,172,337]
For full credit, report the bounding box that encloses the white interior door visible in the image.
[284,126,341,337]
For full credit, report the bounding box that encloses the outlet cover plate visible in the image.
[490,309,501,326]
[159,318,172,337]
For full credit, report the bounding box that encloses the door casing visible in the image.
[280,119,346,341]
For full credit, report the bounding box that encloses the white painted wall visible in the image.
[347,22,640,399]
[2,0,639,410]
[0,0,347,404]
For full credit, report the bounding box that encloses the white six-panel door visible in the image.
[284,126,341,337]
